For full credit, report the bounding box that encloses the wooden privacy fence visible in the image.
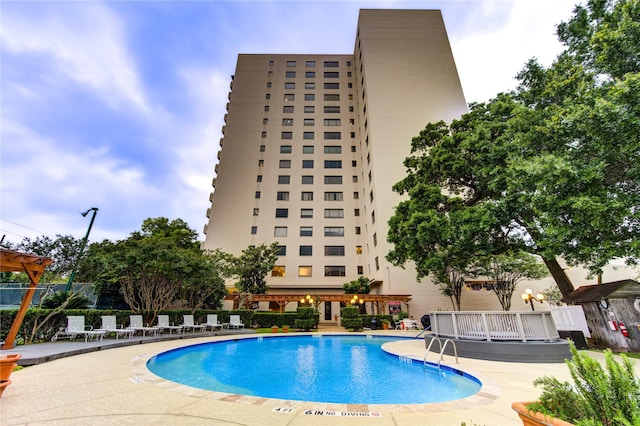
[430,311,560,342]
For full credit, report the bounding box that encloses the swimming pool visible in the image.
[146,335,481,405]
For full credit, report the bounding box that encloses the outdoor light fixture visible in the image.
[350,295,365,305]
[300,294,314,305]
[521,288,545,311]
[65,207,99,292]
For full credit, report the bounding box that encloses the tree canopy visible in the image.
[387,0,639,297]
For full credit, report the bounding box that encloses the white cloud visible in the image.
[448,1,578,103]
[1,2,149,114]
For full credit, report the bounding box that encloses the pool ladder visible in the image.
[424,336,459,371]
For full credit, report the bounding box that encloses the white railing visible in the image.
[430,311,560,342]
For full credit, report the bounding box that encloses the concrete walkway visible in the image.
[2,330,638,425]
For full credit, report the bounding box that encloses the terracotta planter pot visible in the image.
[0,354,21,381]
[271,326,278,333]
[0,379,11,398]
[511,401,575,426]
[282,326,289,333]
[382,323,389,330]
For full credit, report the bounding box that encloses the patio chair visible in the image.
[180,315,206,333]
[96,315,134,340]
[51,316,106,342]
[127,315,159,337]
[204,314,223,332]
[155,315,183,335]
[229,315,245,330]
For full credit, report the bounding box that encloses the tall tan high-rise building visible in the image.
[203,9,471,317]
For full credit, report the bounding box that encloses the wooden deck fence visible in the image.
[430,311,560,342]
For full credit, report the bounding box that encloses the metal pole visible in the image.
[65,207,98,292]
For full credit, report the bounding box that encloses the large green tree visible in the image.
[387,0,639,297]
[233,242,279,296]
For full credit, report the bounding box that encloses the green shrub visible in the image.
[340,306,362,331]
[41,291,90,309]
[529,343,640,425]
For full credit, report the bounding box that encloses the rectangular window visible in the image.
[356,246,362,254]
[278,175,290,184]
[282,118,293,126]
[324,209,344,218]
[285,71,296,78]
[299,245,313,256]
[260,145,265,152]
[324,82,339,89]
[304,94,315,101]
[304,118,315,126]
[301,192,313,201]
[369,190,374,202]
[258,159,264,167]
[375,256,380,271]
[276,191,289,201]
[304,106,315,113]
[257,175,263,182]
[301,175,314,184]
[281,132,293,139]
[302,145,314,154]
[305,82,315,89]
[303,132,314,140]
[279,160,291,168]
[300,226,313,236]
[354,208,360,216]
[274,226,287,237]
[355,226,361,235]
[324,132,341,140]
[302,160,314,168]
[298,266,312,277]
[275,208,288,218]
[324,160,342,169]
[324,226,344,237]
[305,61,315,67]
[324,106,340,113]
[276,245,287,256]
[324,246,345,256]
[253,208,259,216]
[301,208,313,218]
[373,232,377,246]
[265,93,271,100]
[251,226,257,235]
[286,60,296,67]
[324,145,341,153]
[280,145,292,153]
[271,266,286,277]
[264,105,270,112]
[324,175,342,184]
[324,94,340,101]
[353,191,359,199]
[357,265,364,275]
[285,82,295,89]
[255,191,261,199]
[352,176,358,183]
[284,93,295,101]
[324,61,339,67]
[283,105,294,113]
[324,192,343,201]
[324,72,339,78]
[305,71,315,78]
[324,119,341,126]
[324,266,346,277]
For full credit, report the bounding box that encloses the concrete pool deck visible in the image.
[2,330,639,426]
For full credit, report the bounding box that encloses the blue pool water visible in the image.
[146,335,481,405]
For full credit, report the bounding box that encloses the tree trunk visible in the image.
[542,257,575,297]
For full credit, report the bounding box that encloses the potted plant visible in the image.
[0,354,21,381]
[380,319,390,330]
[271,325,278,333]
[282,325,289,333]
[512,344,640,425]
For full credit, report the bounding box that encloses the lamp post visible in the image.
[521,288,545,311]
[300,294,314,306]
[65,207,99,292]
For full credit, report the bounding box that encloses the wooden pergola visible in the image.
[225,292,413,314]
[1,248,53,349]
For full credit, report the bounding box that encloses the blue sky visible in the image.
[1,0,579,245]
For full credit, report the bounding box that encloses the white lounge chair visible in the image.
[229,315,245,330]
[51,316,106,342]
[180,315,206,333]
[204,314,224,331]
[127,315,159,336]
[155,315,183,335]
[96,315,134,340]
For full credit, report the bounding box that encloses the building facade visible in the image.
[202,9,470,318]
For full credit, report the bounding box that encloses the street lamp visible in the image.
[521,288,545,311]
[65,207,99,292]
[350,295,365,306]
